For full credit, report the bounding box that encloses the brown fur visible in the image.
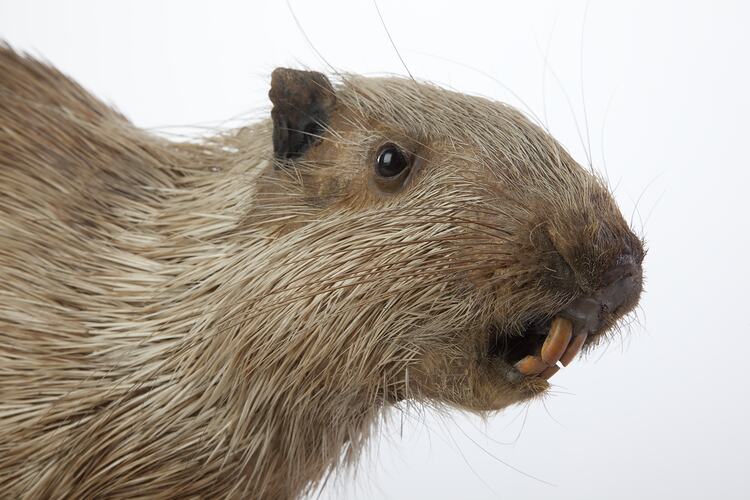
[0,46,643,498]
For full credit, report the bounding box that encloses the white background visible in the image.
[1,1,748,498]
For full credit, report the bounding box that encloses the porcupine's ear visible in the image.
[268,68,336,161]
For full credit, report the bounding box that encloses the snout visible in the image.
[561,251,643,337]
[504,245,644,381]
[483,182,645,382]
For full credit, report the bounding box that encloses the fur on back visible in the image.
[0,47,306,497]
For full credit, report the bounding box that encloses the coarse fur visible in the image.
[0,46,644,498]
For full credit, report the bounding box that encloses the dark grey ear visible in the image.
[268,68,336,160]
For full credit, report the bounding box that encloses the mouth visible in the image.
[486,253,642,381]
[488,315,589,381]
[487,267,642,381]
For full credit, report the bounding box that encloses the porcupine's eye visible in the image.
[375,144,410,178]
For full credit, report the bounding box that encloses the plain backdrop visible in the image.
[1,1,748,499]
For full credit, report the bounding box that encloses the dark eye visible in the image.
[375,144,410,178]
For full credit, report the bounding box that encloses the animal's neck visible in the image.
[109,129,386,498]
[3,121,380,497]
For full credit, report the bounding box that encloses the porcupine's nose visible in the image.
[561,250,642,336]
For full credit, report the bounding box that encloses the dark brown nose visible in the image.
[562,251,642,336]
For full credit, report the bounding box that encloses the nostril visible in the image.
[562,256,642,336]
[601,252,639,287]
[600,250,642,312]
[599,273,639,314]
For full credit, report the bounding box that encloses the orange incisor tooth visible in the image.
[541,317,573,365]
[559,333,587,367]
[514,355,548,375]
[540,364,560,380]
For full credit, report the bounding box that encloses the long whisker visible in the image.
[373,0,416,83]
[579,2,594,170]
[540,14,559,132]
[534,40,592,168]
